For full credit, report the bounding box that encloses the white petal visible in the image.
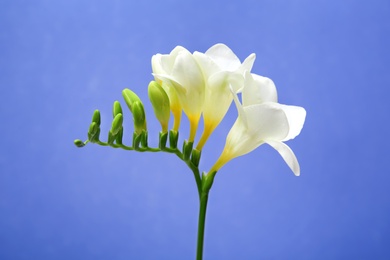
[171,50,204,91]
[159,46,190,74]
[279,105,306,141]
[151,54,164,81]
[159,54,175,74]
[208,71,243,91]
[231,88,247,128]
[170,46,188,57]
[224,117,265,158]
[252,73,278,103]
[265,141,300,176]
[193,52,220,77]
[205,43,241,71]
[243,72,278,106]
[202,84,232,128]
[237,53,256,74]
[152,73,187,95]
[244,102,290,141]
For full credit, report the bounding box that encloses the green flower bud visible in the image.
[148,81,170,133]
[74,139,85,147]
[122,89,147,135]
[111,113,123,135]
[88,122,98,135]
[92,110,101,126]
[88,122,100,143]
[112,101,123,117]
[131,101,147,135]
[122,88,142,112]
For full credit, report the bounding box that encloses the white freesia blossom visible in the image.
[152,46,205,141]
[210,72,306,176]
[193,44,256,150]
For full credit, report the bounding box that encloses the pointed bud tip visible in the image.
[113,101,123,117]
[122,88,142,111]
[92,110,101,125]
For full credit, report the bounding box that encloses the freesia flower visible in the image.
[209,72,306,176]
[152,46,205,142]
[193,44,256,150]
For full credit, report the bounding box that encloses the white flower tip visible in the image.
[293,167,300,176]
[248,53,256,60]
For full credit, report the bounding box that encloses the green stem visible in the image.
[196,190,209,260]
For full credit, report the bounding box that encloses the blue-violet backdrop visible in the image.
[1,0,389,259]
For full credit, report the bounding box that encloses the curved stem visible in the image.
[196,190,209,260]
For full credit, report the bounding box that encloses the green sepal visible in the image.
[92,110,101,126]
[112,101,123,117]
[191,148,201,167]
[107,130,116,145]
[183,140,193,160]
[202,171,216,193]
[140,131,148,147]
[111,113,123,135]
[115,127,123,145]
[133,132,141,149]
[159,131,168,149]
[169,130,179,149]
[74,139,85,148]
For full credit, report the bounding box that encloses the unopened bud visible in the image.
[122,89,147,135]
[88,122,100,143]
[92,110,101,126]
[112,101,123,117]
[74,139,85,147]
[132,101,147,135]
[111,113,123,135]
[122,88,142,112]
[89,121,98,134]
[148,81,170,133]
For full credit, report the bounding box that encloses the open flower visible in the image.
[152,46,205,142]
[193,44,256,150]
[209,72,306,176]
